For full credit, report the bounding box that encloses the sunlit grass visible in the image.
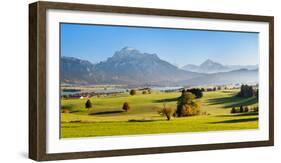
[60,89,258,138]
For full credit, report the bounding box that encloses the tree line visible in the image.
[237,84,258,98]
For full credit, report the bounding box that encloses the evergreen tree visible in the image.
[238,84,255,97]
[186,88,203,98]
[240,105,244,113]
[85,99,92,111]
[122,102,130,112]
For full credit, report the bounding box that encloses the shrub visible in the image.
[142,90,147,94]
[85,99,92,111]
[176,92,201,117]
[130,89,136,96]
[181,104,200,116]
[231,107,236,114]
[122,102,130,112]
[62,95,69,99]
[253,106,259,112]
[158,104,175,120]
[62,109,70,113]
[244,106,249,112]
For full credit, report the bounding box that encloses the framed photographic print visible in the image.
[29,1,274,161]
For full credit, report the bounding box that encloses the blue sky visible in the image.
[60,23,259,67]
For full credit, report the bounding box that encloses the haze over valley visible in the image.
[61,47,258,86]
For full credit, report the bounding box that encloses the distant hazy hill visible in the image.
[182,59,258,74]
[181,68,258,86]
[61,47,201,85]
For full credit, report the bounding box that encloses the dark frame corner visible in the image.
[29,1,274,161]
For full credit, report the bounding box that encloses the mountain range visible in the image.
[61,47,258,86]
[181,59,258,74]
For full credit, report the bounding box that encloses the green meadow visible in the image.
[61,89,258,138]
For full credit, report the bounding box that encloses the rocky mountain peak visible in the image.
[200,59,223,67]
[112,47,159,60]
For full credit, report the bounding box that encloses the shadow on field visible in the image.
[89,110,123,115]
[207,96,257,108]
[216,112,258,118]
[61,104,74,109]
[69,110,80,113]
[154,97,179,103]
[128,119,157,122]
[209,117,258,124]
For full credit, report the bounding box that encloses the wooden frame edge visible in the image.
[29,2,39,160]
[29,1,274,161]
[41,141,272,161]
[268,17,274,146]
[29,1,48,161]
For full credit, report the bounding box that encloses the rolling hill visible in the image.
[181,68,258,86]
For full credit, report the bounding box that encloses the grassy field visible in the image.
[61,89,258,138]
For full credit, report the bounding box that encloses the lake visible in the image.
[61,89,126,96]
[62,86,183,96]
[151,86,183,91]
